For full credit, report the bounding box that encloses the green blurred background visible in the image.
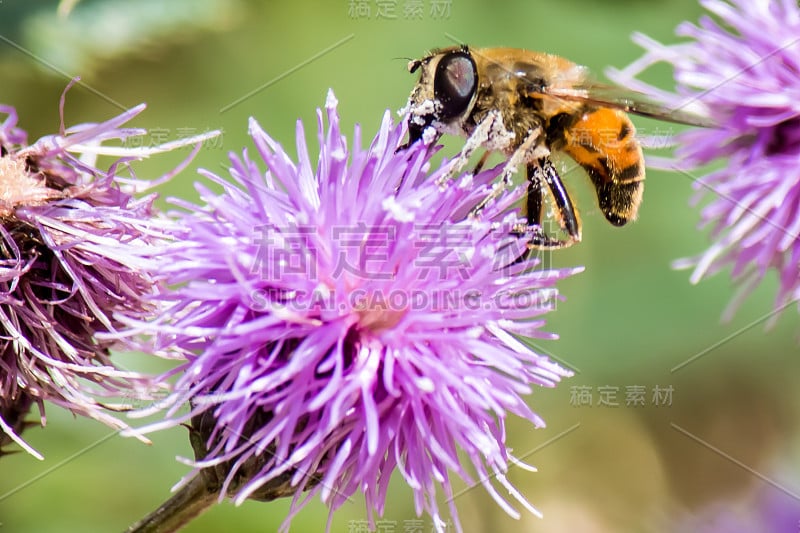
[2,0,800,531]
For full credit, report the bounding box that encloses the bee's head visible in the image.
[399,46,478,150]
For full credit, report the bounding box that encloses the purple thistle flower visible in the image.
[607,0,800,320]
[136,91,580,532]
[0,89,217,458]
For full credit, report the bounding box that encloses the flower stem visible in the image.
[125,474,217,533]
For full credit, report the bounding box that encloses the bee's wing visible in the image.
[543,82,715,128]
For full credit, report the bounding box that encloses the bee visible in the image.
[400,45,711,248]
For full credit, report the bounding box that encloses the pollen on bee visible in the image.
[421,126,438,145]
[411,99,438,119]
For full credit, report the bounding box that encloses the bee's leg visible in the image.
[469,125,544,217]
[436,110,503,186]
[518,158,581,249]
[471,151,491,175]
[539,157,581,244]
[513,167,560,251]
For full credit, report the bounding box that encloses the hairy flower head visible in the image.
[136,91,580,531]
[0,89,216,458]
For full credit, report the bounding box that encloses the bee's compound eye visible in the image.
[434,52,476,120]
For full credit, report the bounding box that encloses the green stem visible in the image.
[125,474,217,533]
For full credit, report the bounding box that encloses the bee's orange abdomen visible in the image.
[557,108,645,226]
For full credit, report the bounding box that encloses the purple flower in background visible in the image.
[676,484,800,532]
[0,89,216,458]
[138,91,579,532]
[608,0,800,320]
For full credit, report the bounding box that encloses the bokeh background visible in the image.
[2,0,800,532]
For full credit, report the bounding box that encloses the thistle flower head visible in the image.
[608,0,800,319]
[0,90,216,458]
[139,91,580,531]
